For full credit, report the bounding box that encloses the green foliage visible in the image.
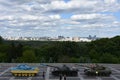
[91,59,99,63]
[89,49,100,60]
[0,52,7,62]
[16,50,36,63]
[57,55,71,63]
[0,36,3,44]
[100,53,119,63]
[7,43,23,62]
[70,57,79,63]
[0,36,120,63]
[79,56,86,63]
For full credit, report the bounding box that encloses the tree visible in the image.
[18,50,36,63]
[57,55,71,63]
[7,42,16,62]
[16,43,23,57]
[70,57,79,63]
[0,36,3,44]
[89,49,100,61]
[100,53,119,63]
[0,52,7,62]
[59,41,80,57]
[79,56,86,63]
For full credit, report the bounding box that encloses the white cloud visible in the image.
[70,13,115,27]
[42,0,120,13]
[71,14,103,20]
[43,0,98,13]
[0,0,120,37]
[0,15,14,20]
[49,15,61,19]
[104,0,116,4]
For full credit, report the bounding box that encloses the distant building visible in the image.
[58,36,65,39]
[2,35,98,42]
[80,37,91,42]
[72,37,80,42]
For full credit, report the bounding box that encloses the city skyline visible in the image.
[0,0,120,37]
[3,35,96,42]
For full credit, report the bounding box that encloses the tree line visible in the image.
[0,36,120,63]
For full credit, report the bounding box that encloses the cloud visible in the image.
[0,0,120,37]
[43,0,120,14]
[71,14,104,20]
[70,13,115,25]
[43,0,98,14]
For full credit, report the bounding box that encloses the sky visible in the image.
[0,0,120,37]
